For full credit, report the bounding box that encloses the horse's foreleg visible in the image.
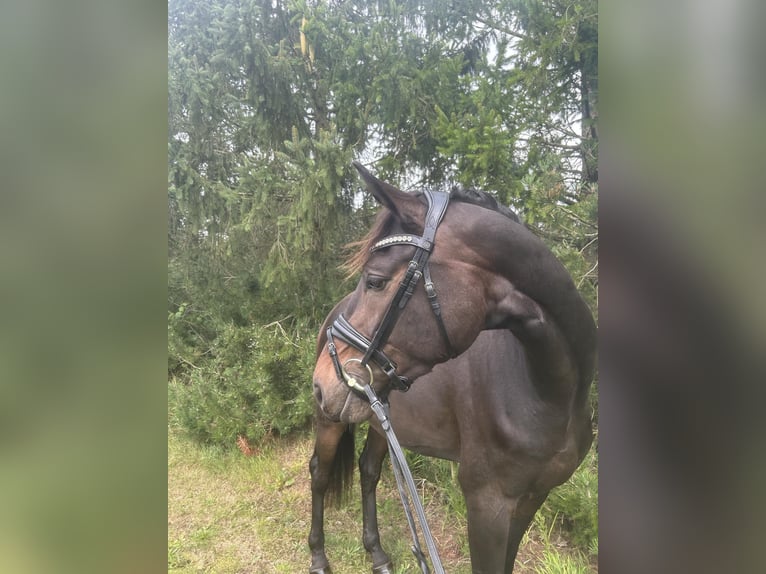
[502,491,548,571]
[360,427,394,574]
[460,471,548,573]
[461,483,512,573]
[308,418,348,574]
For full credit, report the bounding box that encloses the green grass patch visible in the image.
[533,550,593,574]
[536,448,599,557]
[168,426,596,573]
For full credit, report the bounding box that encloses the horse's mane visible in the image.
[342,187,520,278]
[451,187,520,224]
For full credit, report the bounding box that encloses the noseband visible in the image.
[326,189,456,396]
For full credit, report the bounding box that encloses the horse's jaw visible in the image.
[337,392,373,424]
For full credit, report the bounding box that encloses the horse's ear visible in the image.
[353,161,424,229]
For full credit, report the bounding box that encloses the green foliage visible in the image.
[169,319,316,446]
[533,550,592,574]
[537,447,599,555]
[403,452,467,518]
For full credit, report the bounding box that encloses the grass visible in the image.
[168,427,596,573]
[533,551,593,574]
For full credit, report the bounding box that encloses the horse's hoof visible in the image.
[372,562,394,574]
[309,567,332,574]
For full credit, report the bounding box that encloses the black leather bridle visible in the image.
[326,189,456,397]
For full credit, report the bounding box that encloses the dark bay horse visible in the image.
[309,163,597,573]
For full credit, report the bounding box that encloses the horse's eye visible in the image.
[365,276,387,291]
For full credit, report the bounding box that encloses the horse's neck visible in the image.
[476,215,597,398]
[510,304,585,404]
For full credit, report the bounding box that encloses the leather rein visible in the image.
[326,189,455,396]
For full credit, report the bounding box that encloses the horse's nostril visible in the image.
[313,382,323,405]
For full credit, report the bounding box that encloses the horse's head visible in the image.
[313,162,538,423]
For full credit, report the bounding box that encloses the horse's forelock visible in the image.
[341,208,397,279]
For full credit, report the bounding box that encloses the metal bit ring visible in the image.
[341,358,374,392]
